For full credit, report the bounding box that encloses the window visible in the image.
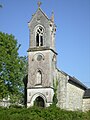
[36,26,44,47]
[36,70,42,85]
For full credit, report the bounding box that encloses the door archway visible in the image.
[34,96,45,107]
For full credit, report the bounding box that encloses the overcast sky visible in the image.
[0,0,90,87]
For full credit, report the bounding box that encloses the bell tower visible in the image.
[27,2,57,107]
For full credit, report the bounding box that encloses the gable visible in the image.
[28,8,49,28]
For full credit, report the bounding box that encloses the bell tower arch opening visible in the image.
[36,26,44,47]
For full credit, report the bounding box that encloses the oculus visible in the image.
[37,55,42,61]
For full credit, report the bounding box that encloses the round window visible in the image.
[37,55,42,61]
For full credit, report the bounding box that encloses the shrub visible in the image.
[9,104,23,108]
[0,106,90,120]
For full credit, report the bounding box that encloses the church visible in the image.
[26,2,90,111]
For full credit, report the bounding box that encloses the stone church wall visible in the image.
[66,83,84,111]
[57,70,68,109]
[83,98,90,111]
[56,70,86,111]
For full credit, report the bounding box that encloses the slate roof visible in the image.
[83,89,90,98]
[57,69,87,90]
[69,76,87,90]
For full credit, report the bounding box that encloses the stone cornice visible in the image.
[27,86,54,89]
[27,47,58,55]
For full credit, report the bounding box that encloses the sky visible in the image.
[0,0,90,87]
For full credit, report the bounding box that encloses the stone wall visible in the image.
[27,87,54,107]
[28,8,56,50]
[27,50,55,88]
[66,83,84,111]
[0,100,10,107]
[83,98,90,111]
[57,70,68,109]
[56,70,86,111]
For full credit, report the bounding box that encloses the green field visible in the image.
[0,106,90,120]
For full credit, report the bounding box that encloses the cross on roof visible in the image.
[37,1,42,8]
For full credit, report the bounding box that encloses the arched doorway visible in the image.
[34,96,45,107]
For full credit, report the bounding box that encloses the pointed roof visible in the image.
[28,7,50,26]
[28,2,55,27]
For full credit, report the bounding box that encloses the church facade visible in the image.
[27,4,90,111]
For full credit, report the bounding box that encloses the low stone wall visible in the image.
[0,100,10,107]
[83,98,90,112]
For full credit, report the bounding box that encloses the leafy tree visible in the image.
[0,32,27,103]
[53,78,58,106]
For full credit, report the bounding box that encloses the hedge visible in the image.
[0,106,90,120]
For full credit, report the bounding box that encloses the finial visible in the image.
[37,1,42,8]
[51,11,54,22]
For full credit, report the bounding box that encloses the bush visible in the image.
[9,104,23,108]
[0,106,90,120]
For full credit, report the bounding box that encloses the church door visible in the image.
[34,96,45,107]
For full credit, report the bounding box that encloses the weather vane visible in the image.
[37,1,42,8]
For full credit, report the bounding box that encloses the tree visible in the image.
[0,4,3,8]
[0,32,27,103]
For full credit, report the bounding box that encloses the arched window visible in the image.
[36,70,42,85]
[36,26,44,47]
